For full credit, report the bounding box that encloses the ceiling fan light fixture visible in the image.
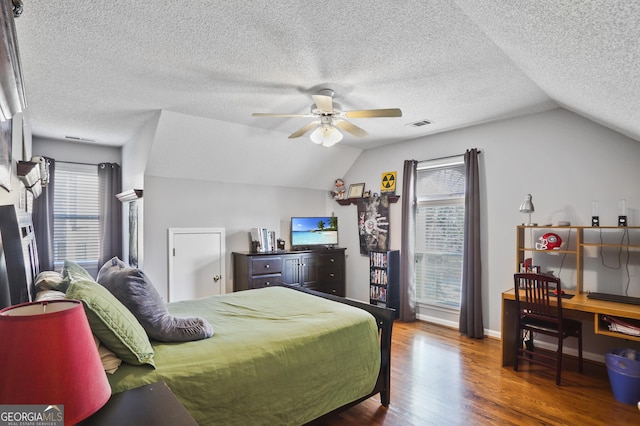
[310,124,343,147]
[309,127,324,145]
[252,89,401,145]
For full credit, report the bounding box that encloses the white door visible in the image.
[168,228,225,302]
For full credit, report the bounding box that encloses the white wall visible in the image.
[0,112,31,206]
[120,112,161,266]
[144,110,362,190]
[340,108,640,339]
[142,175,331,300]
[122,111,160,191]
[33,137,121,164]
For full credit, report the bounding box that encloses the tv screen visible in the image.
[291,216,338,249]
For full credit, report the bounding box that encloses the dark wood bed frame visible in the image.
[291,286,395,412]
[0,205,39,307]
[0,207,395,421]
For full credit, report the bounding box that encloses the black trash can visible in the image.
[606,348,640,405]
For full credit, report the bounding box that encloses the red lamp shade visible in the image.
[0,300,111,425]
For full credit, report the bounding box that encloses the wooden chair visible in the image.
[513,273,583,385]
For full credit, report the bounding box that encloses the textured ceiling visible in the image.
[12,1,640,150]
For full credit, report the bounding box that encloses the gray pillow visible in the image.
[96,257,214,342]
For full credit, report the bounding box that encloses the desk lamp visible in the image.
[0,300,111,425]
[519,194,536,226]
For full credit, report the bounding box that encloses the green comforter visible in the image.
[108,286,380,425]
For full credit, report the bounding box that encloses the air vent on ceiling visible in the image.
[407,119,434,127]
[407,119,433,127]
[65,136,96,143]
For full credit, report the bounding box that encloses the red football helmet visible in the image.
[535,233,562,250]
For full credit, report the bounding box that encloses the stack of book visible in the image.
[603,315,640,337]
[250,228,276,253]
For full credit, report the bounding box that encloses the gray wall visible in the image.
[142,175,331,299]
[339,108,640,356]
[32,107,640,360]
[33,137,121,164]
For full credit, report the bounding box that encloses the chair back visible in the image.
[514,273,564,323]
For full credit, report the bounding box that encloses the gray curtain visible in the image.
[32,157,55,271]
[459,149,483,338]
[399,160,417,322]
[98,163,122,266]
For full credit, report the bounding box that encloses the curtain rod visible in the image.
[420,150,482,163]
[56,160,99,166]
[56,160,120,167]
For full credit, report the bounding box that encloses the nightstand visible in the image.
[78,381,197,425]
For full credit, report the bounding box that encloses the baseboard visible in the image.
[527,340,605,364]
[416,314,501,339]
[416,313,457,329]
[415,316,603,363]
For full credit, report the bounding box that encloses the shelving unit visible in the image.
[516,225,640,341]
[369,250,399,318]
[516,225,583,292]
[336,195,400,206]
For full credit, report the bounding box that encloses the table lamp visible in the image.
[0,300,111,425]
[519,194,536,226]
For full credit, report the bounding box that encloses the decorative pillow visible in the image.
[97,257,214,342]
[63,260,155,367]
[34,270,67,293]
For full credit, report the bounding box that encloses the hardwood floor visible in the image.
[315,321,640,425]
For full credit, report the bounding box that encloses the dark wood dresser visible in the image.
[233,248,346,297]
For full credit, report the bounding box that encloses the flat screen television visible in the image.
[290,216,338,250]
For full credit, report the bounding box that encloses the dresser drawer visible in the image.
[317,254,344,282]
[250,274,282,289]
[233,249,345,295]
[318,265,342,281]
[317,253,344,267]
[251,257,283,275]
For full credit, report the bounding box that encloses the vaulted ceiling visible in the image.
[13,1,640,153]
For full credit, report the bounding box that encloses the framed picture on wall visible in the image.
[348,182,365,198]
[0,119,12,192]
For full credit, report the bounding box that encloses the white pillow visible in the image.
[93,335,123,374]
[34,270,65,292]
[34,290,66,302]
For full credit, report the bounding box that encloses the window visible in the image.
[53,162,100,272]
[415,158,466,310]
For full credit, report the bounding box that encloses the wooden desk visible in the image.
[501,289,640,366]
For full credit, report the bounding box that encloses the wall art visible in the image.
[357,195,390,254]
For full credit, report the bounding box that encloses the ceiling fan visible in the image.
[251,89,402,147]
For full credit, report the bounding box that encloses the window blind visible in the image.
[53,162,100,270]
[415,161,465,309]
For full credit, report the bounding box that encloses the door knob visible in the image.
[213,275,221,282]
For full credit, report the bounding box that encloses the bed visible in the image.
[109,286,384,425]
[0,208,394,425]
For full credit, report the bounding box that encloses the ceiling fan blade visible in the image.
[334,119,368,137]
[344,108,402,118]
[252,113,313,118]
[311,94,334,113]
[288,121,320,138]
